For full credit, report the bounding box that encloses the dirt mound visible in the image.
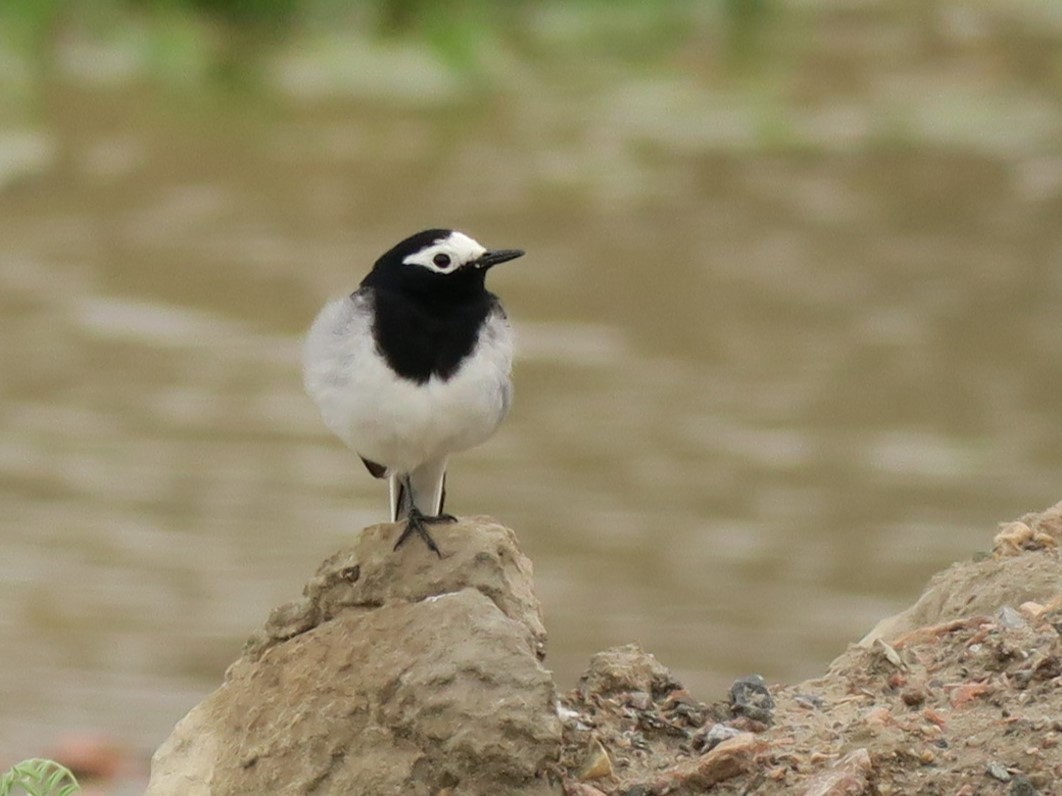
[554,503,1061,795]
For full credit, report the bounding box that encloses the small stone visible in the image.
[566,784,607,796]
[862,706,892,727]
[995,521,1034,555]
[922,708,948,728]
[801,748,872,796]
[579,644,681,698]
[1032,654,1061,681]
[987,761,1012,782]
[693,723,743,752]
[875,638,904,668]
[901,687,926,707]
[794,693,825,710]
[578,739,613,781]
[557,703,582,723]
[1010,775,1040,796]
[729,674,775,724]
[656,733,759,790]
[1019,601,1046,620]
[950,681,991,708]
[626,691,652,711]
[998,605,1027,630]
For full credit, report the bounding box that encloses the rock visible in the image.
[564,784,608,796]
[246,516,547,660]
[801,748,872,796]
[578,644,681,699]
[652,732,760,791]
[998,605,1027,629]
[1010,775,1041,796]
[692,723,743,752]
[987,761,1012,782]
[576,739,612,781]
[625,691,652,711]
[729,674,775,724]
[147,517,561,796]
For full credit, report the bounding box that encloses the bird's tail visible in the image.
[389,458,448,521]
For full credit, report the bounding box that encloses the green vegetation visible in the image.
[0,0,764,83]
[0,760,79,796]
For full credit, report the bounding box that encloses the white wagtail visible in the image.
[303,229,524,556]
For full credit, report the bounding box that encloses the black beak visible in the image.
[475,248,524,269]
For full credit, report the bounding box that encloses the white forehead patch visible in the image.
[402,231,486,274]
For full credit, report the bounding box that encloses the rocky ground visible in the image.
[555,506,1061,796]
[146,504,1061,795]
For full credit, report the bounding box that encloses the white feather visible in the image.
[303,291,513,489]
[401,231,486,274]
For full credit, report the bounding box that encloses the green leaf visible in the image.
[0,759,80,796]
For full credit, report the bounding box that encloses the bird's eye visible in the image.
[433,253,452,268]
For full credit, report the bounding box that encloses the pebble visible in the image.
[729,674,775,724]
[998,605,1027,630]
[1019,601,1046,620]
[794,693,825,710]
[875,639,904,668]
[901,687,926,707]
[557,704,582,722]
[693,723,743,752]
[626,691,652,711]
[566,784,607,796]
[987,761,1012,782]
[653,733,758,790]
[801,748,871,796]
[577,739,613,781]
[922,707,948,728]
[1009,775,1040,796]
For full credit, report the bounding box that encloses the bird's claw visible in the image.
[393,509,457,557]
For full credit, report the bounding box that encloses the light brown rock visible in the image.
[575,739,612,781]
[147,517,561,796]
[578,643,680,698]
[801,748,872,796]
[654,732,760,791]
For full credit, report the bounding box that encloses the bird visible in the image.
[303,229,523,556]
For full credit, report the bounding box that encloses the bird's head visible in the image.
[363,229,524,296]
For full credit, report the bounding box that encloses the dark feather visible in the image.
[360,456,387,479]
[365,287,500,385]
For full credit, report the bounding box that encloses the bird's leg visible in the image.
[392,474,457,556]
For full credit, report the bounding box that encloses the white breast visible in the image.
[302,292,513,474]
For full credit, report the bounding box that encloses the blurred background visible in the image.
[1,0,1060,789]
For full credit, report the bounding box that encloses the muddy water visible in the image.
[1,75,1061,762]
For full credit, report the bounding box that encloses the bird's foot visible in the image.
[393,508,457,557]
